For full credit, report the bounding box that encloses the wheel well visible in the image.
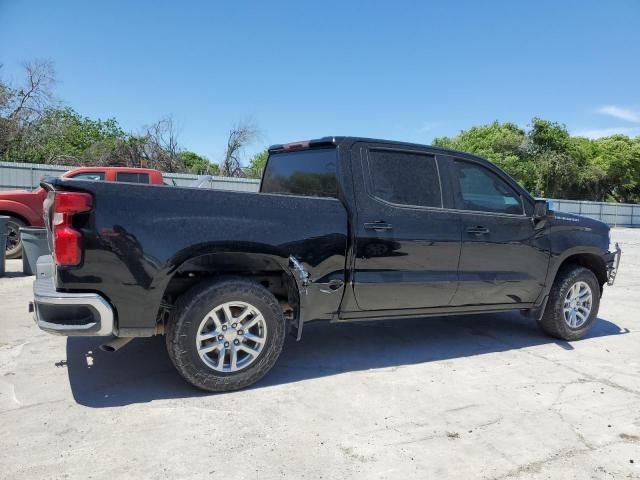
[557,253,607,287]
[160,252,299,329]
[0,211,28,225]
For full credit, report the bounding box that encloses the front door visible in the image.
[446,158,549,306]
[351,144,461,311]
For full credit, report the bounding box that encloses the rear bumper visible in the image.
[606,243,621,286]
[32,255,114,336]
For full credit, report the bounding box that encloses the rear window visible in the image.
[69,172,105,181]
[261,149,338,198]
[116,172,150,184]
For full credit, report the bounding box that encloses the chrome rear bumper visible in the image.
[32,255,114,336]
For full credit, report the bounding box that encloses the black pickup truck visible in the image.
[32,136,621,391]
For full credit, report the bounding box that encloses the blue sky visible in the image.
[1,0,639,163]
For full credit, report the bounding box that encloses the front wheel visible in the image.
[538,266,600,341]
[166,279,286,392]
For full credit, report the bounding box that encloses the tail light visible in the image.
[52,192,92,266]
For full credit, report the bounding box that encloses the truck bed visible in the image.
[42,177,348,334]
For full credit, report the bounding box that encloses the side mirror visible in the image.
[533,199,548,219]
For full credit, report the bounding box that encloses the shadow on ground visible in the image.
[66,313,627,408]
[0,271,30,279]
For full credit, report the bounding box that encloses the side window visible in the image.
[261,149,338,198]
[116,172,150,184]
[69,172,105,181]
[367,150,442,208]
[453,160,523,214]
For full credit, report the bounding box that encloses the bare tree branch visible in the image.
[221,120,260,177]
[8,60,56,121]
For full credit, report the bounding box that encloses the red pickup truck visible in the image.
[0,166,164,258]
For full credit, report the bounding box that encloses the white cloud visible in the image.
[595,105,640,123]
[572,126,640,139]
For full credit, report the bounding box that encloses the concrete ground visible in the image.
[1,229,638,480]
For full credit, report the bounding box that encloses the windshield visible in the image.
[260,148,338,198]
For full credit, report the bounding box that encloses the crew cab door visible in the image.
[350,143,461,311]
[443,157,549,306]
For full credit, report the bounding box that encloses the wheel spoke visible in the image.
[242,314,264,331]
[236,306,254,324]
[243,333,265,345]
[571,283,580,299]
[576,305,591,322]
[230,346,238,371]
[238,344,260,357]
[221,305,233,324]
[198,330,218,342]
[570,310,578,327]
[209,314,223,332]
[199,341,223,355]
[216,347,226,369]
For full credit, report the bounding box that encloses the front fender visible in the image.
[0,199,42,225]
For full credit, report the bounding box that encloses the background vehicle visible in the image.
[32,137,620,392]
[0,167,164,258]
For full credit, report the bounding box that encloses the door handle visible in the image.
[364,221,392,231]
[466,226,490,234]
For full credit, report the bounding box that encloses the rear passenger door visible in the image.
[445,158,549,306]
[351,144,461,311]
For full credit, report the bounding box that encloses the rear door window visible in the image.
[261,149,338,198]
[116,172,150,184]
[367,149,442,208]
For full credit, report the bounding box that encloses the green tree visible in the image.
[590,135,640,203]
[7,107,125,164]
[434,118,640,202]
[434,121,533,189]
[245,148,269,178]
[178,151,219,175]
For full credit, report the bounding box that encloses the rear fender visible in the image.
[166,248,345,340]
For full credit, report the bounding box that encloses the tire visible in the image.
[166,279,286,392]
[538,265,600,341]
[5,217,26,259]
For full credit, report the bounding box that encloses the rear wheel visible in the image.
[166,279,286,392]
[5,217,25,259]
[538,265,600,341]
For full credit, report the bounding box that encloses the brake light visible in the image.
[52,192,92,266]
[283,141,310,150]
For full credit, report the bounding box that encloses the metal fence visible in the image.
[549,199,640,227]
[0,160,260,192]
[1,161,639,226]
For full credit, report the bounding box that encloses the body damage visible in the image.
[44,177,348,335]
